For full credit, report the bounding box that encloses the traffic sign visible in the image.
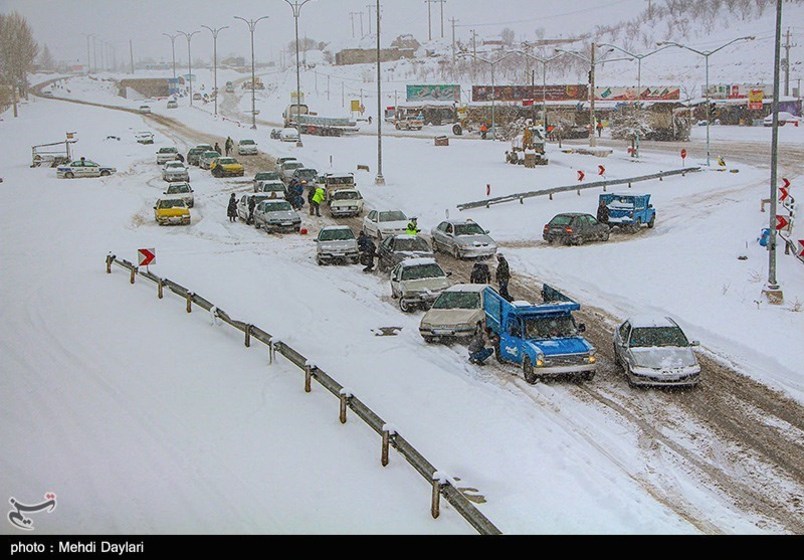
[598,165,606,176]
[799,240,804,257]
[680,148,687,159]
[782,177,791,189]
[775,215,789,231]
[138,248,156,267]
[779,187,789,202]
[577,170,585,182]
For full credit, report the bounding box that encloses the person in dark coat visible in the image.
[596,199,609,226]
[224,136,233,156]
[247,195,257,225]
[495,254,512,301]
[227,193,238,223]
[307,183,317,215]
[358,232,376,272]
[468,328,498,365]
[470,262,491,284]
[214,142,222,155]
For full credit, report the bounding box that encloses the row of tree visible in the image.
[0,12,39,117]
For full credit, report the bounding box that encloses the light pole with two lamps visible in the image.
[511,50,562,131]
[657,37,754,167]
[234,16,269,130]
[201,25,228,117]
[460,51,517,139]
[282,0,313,147]
[555,46,633,148]
[596,43,671,157]
[177,30,200,106]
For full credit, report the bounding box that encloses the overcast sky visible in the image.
[3,0,651,66]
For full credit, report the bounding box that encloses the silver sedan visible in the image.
[431,219,497,259]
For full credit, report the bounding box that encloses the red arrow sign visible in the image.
[598,165,606,176]
[138,248,156,267]
[782,177,790,189]
[680,148,687,159]
[577,170,585,182]
[775,215,789,231]
[799,240,804,257]
[779,187,789,201]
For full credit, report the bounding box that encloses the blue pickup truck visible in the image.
[599,193,656,231]
[483,285,597,383]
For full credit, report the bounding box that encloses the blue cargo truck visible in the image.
[483,285,597,383]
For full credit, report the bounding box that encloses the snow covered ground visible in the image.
[1,67,802,534]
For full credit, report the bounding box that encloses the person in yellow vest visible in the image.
[311,184,325,217]
[406,217,420,236]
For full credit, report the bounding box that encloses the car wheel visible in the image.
[582,371,595,382]
[494,341,504,363]
[647,215,655,229]
[602,230,610,241]
[65,171,74,179]
[316,255,325,266]
[100,170,110,177]
[562,236,572,246]
[399,298,414,313]
[423,336,436,343]
[523,357,539,384]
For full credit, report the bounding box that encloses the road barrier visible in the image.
[105,253,501,535]
[457,167,701,211]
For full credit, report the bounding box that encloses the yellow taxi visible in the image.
[154,198,191,226]
[210,156,245,178]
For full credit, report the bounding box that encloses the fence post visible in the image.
[304,362,315,393]
[549,193,553,201]
[381,424,396,467]
[603,184,607,192]
[105,254,114,274]
[576,189,581,196]
[519,197,523,205]
[186,292,192,313]
[157,278,164,299]
[628,182,632,189]
[245,324,251,348]
[129,267,136,285]
[269,340,275,364]
[339,389,352,424]
[431,473,447,519]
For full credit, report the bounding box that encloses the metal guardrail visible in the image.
[457,167,702,211]
[105,253,501,535]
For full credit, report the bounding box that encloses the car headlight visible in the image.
[536,353,545,367]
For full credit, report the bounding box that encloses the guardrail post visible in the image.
[602,184,607,192]
[431,473,447,519]
[129,267,136,285]
[269,340,276,364]
[628,182,632,189]
[519,197,523,205]
[339,389,352,424]
[157,278,164,299]
[105,254,114,274]
[304,362,315,393]
[186,292,192,313]
[381,424,396,467]
[576,189,581,196]
[245,324,252,348]
[549,193,553,200]
[659,173,663,182]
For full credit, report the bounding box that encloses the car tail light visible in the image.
[543,225,549,233]
[565,227,573,234]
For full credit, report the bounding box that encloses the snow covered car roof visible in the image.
[627,315,679,329]
[444,283,487,293]
[320,225,352,231]
[399,257,438,267]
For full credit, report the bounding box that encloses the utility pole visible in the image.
[375,0,384,185]
[450,17,458,75]
[471,29,478,58]
[366,4,374,36]
[129,39,134,74]
[177,30,200,105]
[162,33,178,81]
[436,0,446,38]
[359,12,364,38]
[783,28,796,97]
[349,12,358,38]
[425,0,434,41]
[589,43,596,147]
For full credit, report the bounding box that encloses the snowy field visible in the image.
[1,60,802,535]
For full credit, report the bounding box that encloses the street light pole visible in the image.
[765,0,784,302]
[512,50,562,131]
[177,30,200,106]
[234,16,269,130]
[202,25,228,117]
[375,0,384,185]
[658,37,754,167]
[283,1,312,146]
[556,47,633,148]
[162,33,179,82]
[460,52,516,138]
[82,34,96,74]
[597,43,671,157]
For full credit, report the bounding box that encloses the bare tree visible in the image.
[39,44,55,72]
[0,12,39,117]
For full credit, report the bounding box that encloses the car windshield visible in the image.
[260,183,284,192]
[284,162,303,170]
[260,201,292,212]
[629,327,689,348]
[296,169,318,179]
[240,140,255,145]
[252,195,274,204]
[326,176,354,186]
[400,263,444,280]
[159,148,177,153]
[549,215,573,226]
[218,158,236,164]
[196,145,213,151]
[167,184,191,193]
[394,237,430,252]
[333,191,360,200]
[202,151,218,158]
[319,228,354,241]
[525,316,577,339]
[380,211,407,222]
[255,172,281,181]
[454,223,486,236]
[432,291,481,310]
[158,199,186,209]
[166,162,184,169]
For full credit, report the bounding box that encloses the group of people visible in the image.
[470,254,511,301]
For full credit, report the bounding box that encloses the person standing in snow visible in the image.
[596,199,609,226]
[495,253,512,302]
[227,193,238,223]
[247,195,257,225]
[359,233,376,272]
[214,142,222,155]
[405,217,420,236]
[224,136,233,156]
[470,261,491,284]
[311,185,325,217]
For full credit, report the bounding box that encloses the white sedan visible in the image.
[362,209,409,240]
[162,161,190,182]
[613,315,701,388]
[163,182,194,207]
